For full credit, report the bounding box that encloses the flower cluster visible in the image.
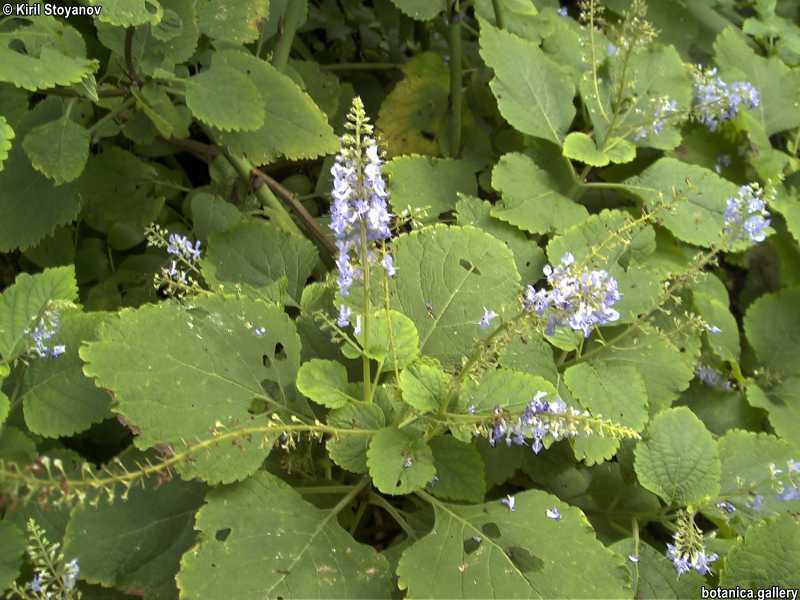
[695,364,733,391]
[633,96,679,141]
[26,306,65,359]
[11,519,80,599]
[722,183,772,244]
[146,224,203,295]
[524,253,621,337]
[692,66,759,131]
[667,510,718,577]
[329,97,392,327]
[487,392,587,454]
[769,459,800,502]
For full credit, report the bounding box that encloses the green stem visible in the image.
[491,0,505,28]
[87,97,135,136]
[632,517,641,596]
[221,150,304,239]
[368,492,418,540]
[447,4,464,158]
[272,1,305,72]
[360,224,372,404]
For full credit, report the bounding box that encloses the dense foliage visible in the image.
[1,0,800,597]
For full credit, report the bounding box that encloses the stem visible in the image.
[87,97,135,136]
[272,1,305,72]
[360,224,372,404]
[330,476,371,522]
[221,150,305,239]
[632,517,641,597]
[124,27,141,85]
[447,3,464,158]
[321,63,402,71]
[491,0,505,28]
[368,492,418,540]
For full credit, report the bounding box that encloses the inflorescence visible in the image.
[695,364,733,391]
[691,66,759,131]
[329,97,392,328]
[146,224,204,296]
[633,96,680,141]
[722,183,772,245]
[524,253,621,337]
[10,519,81,599]
[667,510,718,577]
[26,305,66,359]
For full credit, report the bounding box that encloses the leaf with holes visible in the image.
[80,295,301,484]
[389,225,520,366]
[367,427,436,495]
[177,472,392,598]
[397,488,629,598]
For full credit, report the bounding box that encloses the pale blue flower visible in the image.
[479,307,498,329]
[501,494,516,512]
[723,183,771,244]
[546,507,561,521]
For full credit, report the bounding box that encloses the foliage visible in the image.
[1,0,799,598]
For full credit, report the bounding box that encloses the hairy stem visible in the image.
[360,223,372,404]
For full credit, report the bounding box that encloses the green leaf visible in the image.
[623,157,738,248]
[185,64,265,132]
[0,98,82,251]
[0,386,8,428]
[213,50,337,164]
[490,152,588,235]
[388,0,446,20]
[565,361,649,464]
[460,369,556,414]
[610,538,705,599]
[455,195,546,283]
[22,115,89,184]
[397,489,629,598]
[693,294,739,362]
[0,266,78,362]
[745,380,799,442]
[498,332,558,385]
[0,34,98,91]
[327,403,386,474]
[399,358,449,414]
[21,311,112,438]
[196,0,268,43]
[91,0,163,26]
[177,472,392,598]
[479,20,576,144]
[367,427,436,495]
[0,521,25,591]
[357,310,420,370]
[203,220,319,304]
[718,430,797,517]
[377,53,450,157]
[290,59,341,120]
[80,146,161,226]
[744,287,800,376]
[63,477,204,598]
[634,407,721,506]
[562,132,609,167]
[389,225,521,366]
[0,115,13,172]
[588,325,695,415]
[385,155,477,220]
[81,295,301,484]
[715,27,800,137]
[296,359,357,409]
[605,137,636,164]
[720,515,800,587]
[427,436,485,502]
[190,192,242,241]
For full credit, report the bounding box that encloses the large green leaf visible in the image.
[744,287,800,377]
[623,158,738,248]
[63,478,204,598]
[490,152,588,235]
[720,515,800,587]
[715,27,800,137]
[22,115,89,185]
[177,472,392,598]
[389,225,520,366]
[0,115,13,172]
[0,521,25,591]
[385,155,477,220]
[367,427,436,495]
[90,0,163,27]
[0,266,78,362]
[190,192,242,242]
[81,295,302,484]
[634,407,721,506]
[185,64,265,132]
[196,0,268,43]
[397,489,629,598]
[388,0,446,20]
[213,50,337,164]
[455,195,546,284]
[327,403,386,474]
[296,359,357,409]
[459,369,556,414]
[203,220,319,304]
[21,312,112,438]
[427,435,486,503]
[479,20,576,144]
[565,361,649,464]
[745,380,799,443]
[0,98,82,251]
[398,358,449,414]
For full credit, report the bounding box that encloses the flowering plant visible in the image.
[0,0,799,597]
